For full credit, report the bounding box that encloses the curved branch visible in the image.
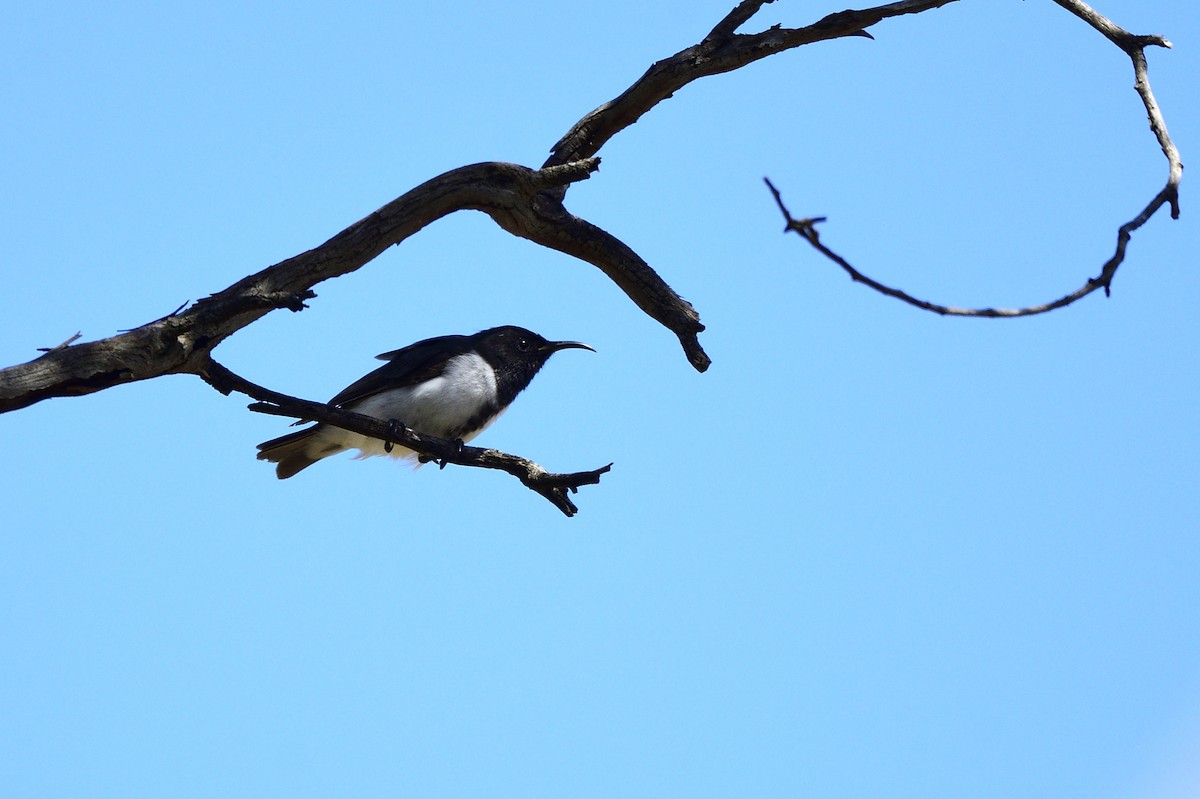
[767,178,1090,317]
[0,154,716,413]
[199,359,611,517]
[766,1,1182,318]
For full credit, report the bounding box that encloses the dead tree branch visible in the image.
[768,1,1182,318]
[0,0,1183,514]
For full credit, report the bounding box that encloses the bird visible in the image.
[256,325,594,479]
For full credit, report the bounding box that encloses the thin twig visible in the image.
[767,178,1100,317]
[765,1,1181,318]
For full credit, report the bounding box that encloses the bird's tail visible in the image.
[256,425,343,479]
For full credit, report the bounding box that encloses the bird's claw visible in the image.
[434,439,465,469]
[412,436,463,468]
[384,419,407,453]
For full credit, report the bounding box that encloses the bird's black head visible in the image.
[472,325,594,406]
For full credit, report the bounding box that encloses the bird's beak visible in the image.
[542,340,595,354]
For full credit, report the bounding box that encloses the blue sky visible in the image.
[2,1,1197,797]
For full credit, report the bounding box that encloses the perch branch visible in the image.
[199,359,611,517]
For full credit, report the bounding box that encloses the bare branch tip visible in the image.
[681,333,712,372]
[529,462,613,517]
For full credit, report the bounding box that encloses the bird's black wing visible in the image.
[327,334,476,408]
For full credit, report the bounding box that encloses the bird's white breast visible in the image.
[333,352,501,460]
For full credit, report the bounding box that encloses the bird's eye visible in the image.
[517,338,531,352]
